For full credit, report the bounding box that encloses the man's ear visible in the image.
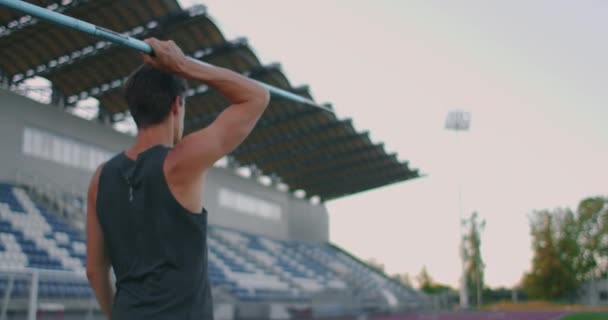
[170,96,180,115]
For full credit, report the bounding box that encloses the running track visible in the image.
[373,311,570,320]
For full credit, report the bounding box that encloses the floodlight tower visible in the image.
[445,110,472,309]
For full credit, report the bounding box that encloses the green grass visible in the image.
[561,312,608,320]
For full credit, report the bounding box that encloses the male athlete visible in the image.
[85,38,270,319]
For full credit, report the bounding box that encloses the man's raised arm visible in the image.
[143,38,270,174]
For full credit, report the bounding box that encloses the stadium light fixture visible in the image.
[445,110,471,131]
[0,0,335,114]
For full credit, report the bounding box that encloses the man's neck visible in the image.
[128,125,174,157]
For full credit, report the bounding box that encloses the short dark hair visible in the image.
[124,64,188,128]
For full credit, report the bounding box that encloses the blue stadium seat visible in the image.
[0,181,418,304]
[0,183,26,213]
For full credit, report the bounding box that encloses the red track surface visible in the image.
[373,311,570,320]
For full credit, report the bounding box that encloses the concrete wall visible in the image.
[287,195,329,242]
[0,89,329,242]
[0,89,129,192]
[579,279,608,305]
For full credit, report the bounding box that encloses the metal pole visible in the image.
[0,274,14,320]
[455,132,469,309]
[27,270,39,320]
[0,0,334,113]
[445,110,471,310]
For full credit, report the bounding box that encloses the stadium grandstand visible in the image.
[0,1,423,319]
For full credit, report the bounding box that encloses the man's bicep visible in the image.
[174,103,261,169]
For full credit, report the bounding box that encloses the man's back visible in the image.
[97,145,212,319]
[86,38,268,319]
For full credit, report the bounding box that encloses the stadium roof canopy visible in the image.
[0,0,420,201]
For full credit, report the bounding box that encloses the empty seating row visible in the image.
[0,182,419,304]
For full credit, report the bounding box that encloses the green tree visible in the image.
[463,211,485,307]
[554,208,580,297]
[416,266,451,294]
[522,197,608,301]
[577,197,608,281]
[523,211,575,299]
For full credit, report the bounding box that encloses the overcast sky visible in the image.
[178,0,608,288]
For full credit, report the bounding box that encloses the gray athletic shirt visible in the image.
[96,145,213,319]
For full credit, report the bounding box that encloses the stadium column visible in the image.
[269,174,282,188]
[250,164,266,180]
[50,85,66,108]
[226,156,240,170]
[0,71,9,90]
[97,105,113,125]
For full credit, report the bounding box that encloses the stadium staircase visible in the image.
[0,181,422,308]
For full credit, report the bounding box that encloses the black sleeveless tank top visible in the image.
[96,145,213,319]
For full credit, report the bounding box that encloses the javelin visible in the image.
[0,0,334,113]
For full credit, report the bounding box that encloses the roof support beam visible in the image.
[66,39,250,104]
[0,0,85,38]
[261,133,373,176]
[282,147,391,183]
[235,120,349,163]
[305,162,409,195]
[8,5,205,83]
[294,154,399,189]
[321,172,412,201]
